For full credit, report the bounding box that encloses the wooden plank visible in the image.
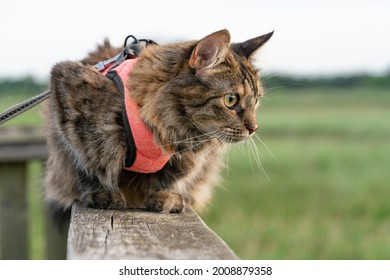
[0,162,28,259]
[0,127,47,162]
[0,143,47,162]
[67,204,239,260]
[0,126,45,144]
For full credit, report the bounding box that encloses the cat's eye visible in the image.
[224,93,238,108]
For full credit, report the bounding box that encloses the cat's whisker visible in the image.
[250,137,265,163]
[261,73,296,92]
[173,131,220,147]
[135,129,220,151]
[225,138,233,176]
[265,86,287,91]
[245,140,255,175]
[203,139,224,164]
[262,73,282,83]
[237,139,246,154]
[124,174,139,191]
[174,129,221,144]
[262,73,287,91]
[173,137,223,177]
[250,136,264,160]
[186,118,227,142]
[248,137,270,182]
[253,133,277,162]
[170,131,221,155]
[186,117,209,135]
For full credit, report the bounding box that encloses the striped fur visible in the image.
[43,30,272,215]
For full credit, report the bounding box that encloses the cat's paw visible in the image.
[80,190,126,209]
[151,191,184,213]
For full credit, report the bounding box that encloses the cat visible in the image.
[43,29,273,216]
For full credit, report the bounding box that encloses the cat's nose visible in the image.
[245,123,258,135]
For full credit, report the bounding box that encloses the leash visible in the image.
[0,35,157,126]
[0,90,50,125]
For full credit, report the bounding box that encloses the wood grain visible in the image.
[68,203,239,260]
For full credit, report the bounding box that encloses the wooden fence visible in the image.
[0,126,67,259]
[0,126,238,260]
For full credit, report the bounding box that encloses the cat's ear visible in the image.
[189,29,231,71]
[236,31,274,59]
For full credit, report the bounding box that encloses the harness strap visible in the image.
[102,58,171,174]
[105,71,137,168]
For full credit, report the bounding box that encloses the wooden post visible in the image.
[68,204,239,260]
[0,162,28,259]
[0,126,66,259]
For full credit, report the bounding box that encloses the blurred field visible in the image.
[1,86,390,259]
[202,87,390,259]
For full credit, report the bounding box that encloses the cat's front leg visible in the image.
[148,190,184,213]
[120,173,184,213]
[76,169,127,209]
[79,189,126,209]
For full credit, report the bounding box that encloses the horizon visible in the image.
[2,68,390,85]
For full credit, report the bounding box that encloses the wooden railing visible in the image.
[68,203,238,260]
[0,126,67,259]
[0,126,238,260]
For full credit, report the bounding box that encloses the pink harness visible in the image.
[103,59,170,173]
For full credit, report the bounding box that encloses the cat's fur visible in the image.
[43,29,273,216]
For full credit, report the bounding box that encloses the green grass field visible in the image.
[1,86,389,259]
[202,87,390,259]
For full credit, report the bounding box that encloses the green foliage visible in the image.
[27,162,45,259]
[263,71,390,89]
[0,77,46,97]
[0,79,46,127]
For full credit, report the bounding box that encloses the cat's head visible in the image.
[132,29,273,149]
[186,29,273,143]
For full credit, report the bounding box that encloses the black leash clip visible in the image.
[94,35,157,72]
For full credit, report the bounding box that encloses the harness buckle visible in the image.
[94,35,157,73]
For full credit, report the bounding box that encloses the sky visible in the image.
[1,0,390,80]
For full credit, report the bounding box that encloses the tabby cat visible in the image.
[43,29,273,216]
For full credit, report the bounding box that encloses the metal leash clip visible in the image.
[94,35,157,72]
